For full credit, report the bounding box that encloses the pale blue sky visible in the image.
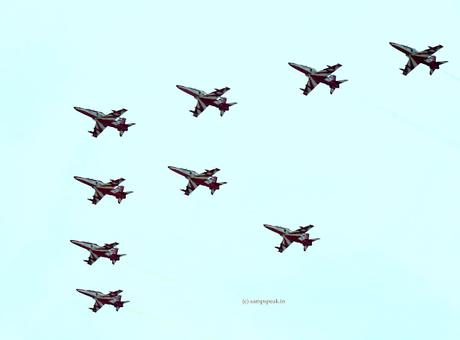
[1,1,459,339]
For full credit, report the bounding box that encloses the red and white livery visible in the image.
[74,176,133,204]
[76,289,129,313]
[264,224,319,253]
[70,240,126,265]
[289,62,348,96]
[176,85,237,117]
[168,166,227,196]
[389,42,447,76]
[74,107,135,137]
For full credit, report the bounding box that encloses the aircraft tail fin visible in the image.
[110,254,126,264]
[218,101,237,116]
[430,61,448,75]
[302,238,320,251]
[118,122,135,136]
[329,79,348,94]
[210,182,227,195]
[116,190,133,204]
[115,300,130,311]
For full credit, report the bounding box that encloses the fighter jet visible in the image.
[70,240,126,265]
[168,166,227,195]
[389,42,447,75]
[264,224,319,253]
[74,107,135,137]
[74,176,133,204]
[289,62,348,95]
[76,289,129,313]
[176,85,237,117]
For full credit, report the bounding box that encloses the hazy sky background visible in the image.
[1,1,459,339]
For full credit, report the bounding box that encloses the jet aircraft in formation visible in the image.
[74,107,135,137]
[74,176,133,204]
[264,224,319,253]
[176,85,237,117]
[289,62,348,95]
[76,289,129,312]
[168,166,227,195]
[389,42,447,75]
[70,240,125,265]
[70,41,448,313]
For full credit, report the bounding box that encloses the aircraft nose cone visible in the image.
[168,166,181,174]
[288,62,301,68]
[70,240,85,247]
[288,62,304,71]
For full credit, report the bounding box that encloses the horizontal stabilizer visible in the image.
[429,61,447,75]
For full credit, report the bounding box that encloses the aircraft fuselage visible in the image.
[289,62,338,86]
[176,85,231,109]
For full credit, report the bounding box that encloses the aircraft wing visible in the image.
[276,236,293,253]
[86,252,99,265]
[190,99,208,117]
[317,63,342,75]
[108,178,125,186]
[302,77,319,96]
[418,45,443,56]
[90,189,106,205]
[91,300,104,313]
[401,56,419,75]
[205,87,229,98]
[182,180,198,196]
[105,109,127,119]
[200,168,220,177]
[90,121,108,138]
[293,225,313,233]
